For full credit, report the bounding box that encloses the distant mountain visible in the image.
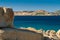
[14,10,60,16]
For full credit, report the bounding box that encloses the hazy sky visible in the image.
[0,0,60,12]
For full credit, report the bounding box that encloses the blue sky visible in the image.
[0,0,60,12]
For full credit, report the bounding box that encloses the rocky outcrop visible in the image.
[0,27,44,40]
[56,30,60,40]
[0,7,14,27]
[20,27,60,40]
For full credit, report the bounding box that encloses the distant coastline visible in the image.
[14,15,60,17]
[14,10,60,16]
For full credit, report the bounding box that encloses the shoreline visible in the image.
[14,15,60,16]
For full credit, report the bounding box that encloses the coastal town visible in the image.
[14,10,60,16]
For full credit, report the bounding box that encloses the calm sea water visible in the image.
[14,16,60,31]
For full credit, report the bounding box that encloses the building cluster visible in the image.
[14,10,60,16]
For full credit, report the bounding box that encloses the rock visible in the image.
[0,7,4,15]
[45,30,50,37]
[44,37,51,40]
[5,8,14,27]
[0,27,44,40]
[56,30,60,40]
[49,30,58,40]
[0,7,7,27]
[0,7,14,27]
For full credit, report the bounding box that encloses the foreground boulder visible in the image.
[0,27,44,40]
[0,7,14,27]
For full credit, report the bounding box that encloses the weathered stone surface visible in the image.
[0,7,4,15]
[0,7,7,27]
[56,30,60,40]
[0,7,14,27]
[0,27,44,40]
[5,8,14,27]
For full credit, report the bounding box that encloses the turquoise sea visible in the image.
[14,16,60,31]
